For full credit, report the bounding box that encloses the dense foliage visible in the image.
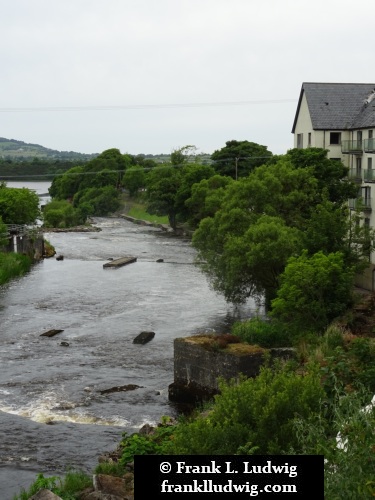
[192,148,371,314]
[0,184,40,224]
[211,140,273,178]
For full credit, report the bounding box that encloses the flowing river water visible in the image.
[0,183,260,498]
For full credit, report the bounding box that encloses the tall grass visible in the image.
[13,470,92,500]
[0,252,32,285]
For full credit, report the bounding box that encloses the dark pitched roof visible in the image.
[292,82,375,133]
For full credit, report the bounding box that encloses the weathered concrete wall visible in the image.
[4,234,44,261]
[168,335,296,404]
[169,336,260,403]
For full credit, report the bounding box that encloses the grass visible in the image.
[13,470,92,500]
[119,195,169,224]
[128,204,169,224]
[0,252,32,285]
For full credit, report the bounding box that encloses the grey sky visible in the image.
[1,0,374,156]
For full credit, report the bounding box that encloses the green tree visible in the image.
[174,163,215,226]
[43,200,83,228]
[271,251,355,333]
[122,166,146,196]
[185,174,233,227]
[74,186,120,216]
[0,186,40,224]
[287,148,358,204]
[171,145,197,166]
[146,166,182,230]
[211,140,273,179]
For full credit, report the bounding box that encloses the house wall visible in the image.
[293,94,313,148]
[293,97,375,290]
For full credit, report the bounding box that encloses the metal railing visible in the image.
[4,224,41,237]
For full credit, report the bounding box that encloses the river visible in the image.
[0,182,260,498]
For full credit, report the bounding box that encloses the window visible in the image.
[330,132,341,145]
[297,134,303,149]
[368,157,373,170]
[356,157,362,179]
[369,130,373,139]
[357,131,363,142]
[361,186,371,208]
[308,133,311,147]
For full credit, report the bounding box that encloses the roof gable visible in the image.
[292,82,375,132]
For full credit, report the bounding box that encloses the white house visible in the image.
[292,82,375,290]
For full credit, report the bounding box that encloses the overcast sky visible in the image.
[1,0,374,156]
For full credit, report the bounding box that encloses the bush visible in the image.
[43,200,83,228]
[167,366,324,455]
[292,388,375,499]
[232,317,293,347]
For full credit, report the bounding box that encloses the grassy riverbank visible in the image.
[0,253,32,285]
[117,193,169,225]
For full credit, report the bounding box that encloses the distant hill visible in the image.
[0,137,97,161]
[0,137,213,164]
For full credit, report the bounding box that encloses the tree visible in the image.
[193,213,303,306]
[271,251,355,333]
[122,166,146,196]
[211,140,273,179]
[43,199,83,228]
[286,148,358,204]
[145,162,215,230]
[193,148,368,309]
[171,145,197,166]
[185,174,233,227]
[0,187,40,224]
[73,186,120,216]
[174,163,215,225]
[146,166,182,230]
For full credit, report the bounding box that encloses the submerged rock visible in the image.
[99,384,143,395]
[40,329,64,337]
[133,331,155,344]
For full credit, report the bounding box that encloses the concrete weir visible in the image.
[168,334,296,404]
[103,256,137,269]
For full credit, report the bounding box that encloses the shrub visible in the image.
[168,366,324,455]
[232,317,293,347]
[292,388,375,499]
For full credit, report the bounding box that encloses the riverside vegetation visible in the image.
[2,142,375,498]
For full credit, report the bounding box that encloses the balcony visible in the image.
[341,140,363,154]
[364,169,375,183]
[364,138,375,153]
[348,197,372,211]
[348,168,363,183]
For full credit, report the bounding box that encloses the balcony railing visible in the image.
[348,168,363,182]
[348,197,372,211]
[364,138,375,153]
[364,169,375,183]
[341,140,363,154]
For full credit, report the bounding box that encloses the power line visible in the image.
[0,99,296,113]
